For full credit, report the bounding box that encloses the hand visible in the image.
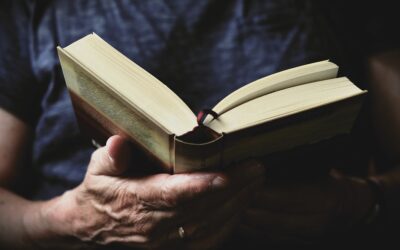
[28,135,265,249]
[239,169,376,246]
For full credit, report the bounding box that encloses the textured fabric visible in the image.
[0,0,398,199]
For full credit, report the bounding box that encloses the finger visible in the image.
[106,135,130,163]
[151,172,264,246]
[181,177,264,240]
[128,172,226,209]
[128,161,265,246]
[130,159,265,210]
[83,171,230,249]
[175,160,265,221]
[88,135,131,176]
[86,210,178,249]
[177,159,265,209]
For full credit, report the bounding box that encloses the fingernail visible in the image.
[108,154,115,163]
[105,141,115,162]
[212,176,226,188]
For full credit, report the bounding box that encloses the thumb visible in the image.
[88,135,131,176]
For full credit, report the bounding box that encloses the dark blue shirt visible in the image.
[0,0,398,199]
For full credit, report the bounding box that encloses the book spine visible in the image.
[173,133,224,173]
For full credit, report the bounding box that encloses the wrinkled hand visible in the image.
[48,135,265,249]
[239,170,376,246]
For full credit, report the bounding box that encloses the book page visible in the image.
[206,77,364,133]
[64,34,197,136]
[211,61,338,116]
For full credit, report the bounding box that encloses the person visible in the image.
[0,0,399,249]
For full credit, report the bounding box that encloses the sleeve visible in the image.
[0,0,44,126]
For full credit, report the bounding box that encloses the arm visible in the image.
[0,108,31,188]
[239,50,400,245]
[0,108,265,249]
[0,108,41,247]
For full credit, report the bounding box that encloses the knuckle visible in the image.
[160,184,178,207]
[82,175,107,199]
[88,148,111,172]
[134,211,158,236]
[82,174,98,191]
[89,149,102,165]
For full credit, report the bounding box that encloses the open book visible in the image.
[57,33,367,173]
